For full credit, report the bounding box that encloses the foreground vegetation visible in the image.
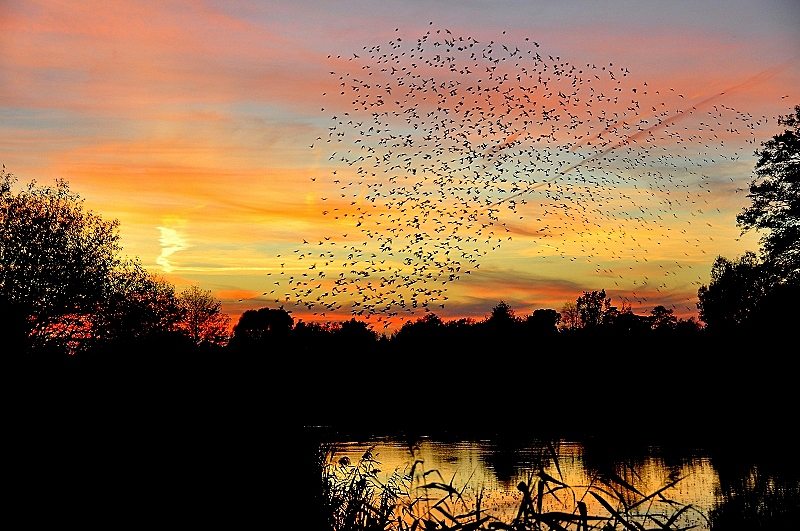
[312,437,798,531]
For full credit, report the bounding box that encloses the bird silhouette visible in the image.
[292,25,770,322]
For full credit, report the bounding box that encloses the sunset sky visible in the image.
[2,0,799,332]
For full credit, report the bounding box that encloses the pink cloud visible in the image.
[0,1,334,113]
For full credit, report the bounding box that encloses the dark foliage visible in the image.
[697,252,771,330]
[737,105,800,284]
[1,170,120,350]
[698,105,800,331]
[228,306,294,351]
[1,171,226,354]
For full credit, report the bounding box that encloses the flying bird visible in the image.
[285,26,770,322]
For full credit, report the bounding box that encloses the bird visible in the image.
[281,25,771,323]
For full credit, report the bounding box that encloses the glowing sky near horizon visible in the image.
[2,0,799,331]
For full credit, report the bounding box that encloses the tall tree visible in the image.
[736,105,800,283]
[1,170,191,353]
[229,306,294,349]
[526,308,561,334]
[1,170,120,350]
[334,318,378,345]
[575,290,613,329]
[698,105,799,331]
[697,252,770,330]
[487,300,518,329]
[92,258,182,345]
[392,313,444,345]
[559,301,580,330]
[650,305,677,331]
[176,285,231,347]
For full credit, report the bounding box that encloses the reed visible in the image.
[318,443,412,531]
[316,441,710,531]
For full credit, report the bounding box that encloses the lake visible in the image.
[307,426,799,530]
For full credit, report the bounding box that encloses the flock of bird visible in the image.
[268,26,770,327]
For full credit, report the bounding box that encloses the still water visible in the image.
[314,431,798,530]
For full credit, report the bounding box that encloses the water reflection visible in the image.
[709,446,800,530]
[323,436,713,529]
[310,430,799,531]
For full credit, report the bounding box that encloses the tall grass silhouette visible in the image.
[316,441,710,531]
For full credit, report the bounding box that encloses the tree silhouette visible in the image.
[609,301,652,333]
[575,290,613,329]
[525,309,561,334]
[1,170,121,351]
[487,300,518,328]
[229,306,294,349]
[292,319,333,353]
[91,258,182,347]
[698,105,800,331]
[0,171,195,354]
[559,301,580,330]
[650,305,677,331]
[697,252,770,330]
[737,105,800,283]
[392,313,444,346]
[334,318,378,346]
[176,285,231,347]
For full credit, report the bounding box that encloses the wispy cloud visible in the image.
[156,225,190,273]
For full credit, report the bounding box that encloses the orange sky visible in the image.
[2,1,799,333]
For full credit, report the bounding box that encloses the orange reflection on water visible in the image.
[325,437,718,530]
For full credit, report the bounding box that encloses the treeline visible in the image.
[1,170,794,362]
[3,105,798,363]
[227,294,705,356]
[0,167,713,362]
